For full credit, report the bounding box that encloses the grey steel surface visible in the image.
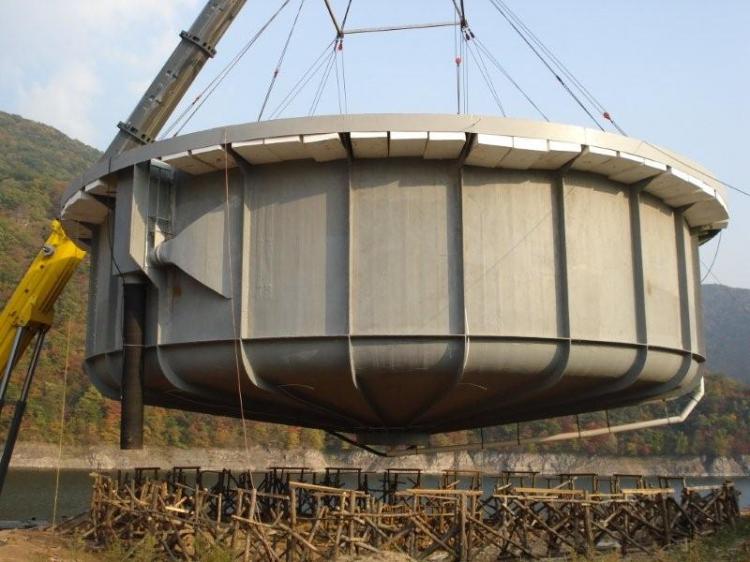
[66,114,722,440]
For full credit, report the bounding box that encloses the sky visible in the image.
[0,0,748,289]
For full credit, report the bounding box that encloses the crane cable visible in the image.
[268,38,337,119]
[493,0,626,135]
[309,45,339,115]
[473,37,549,121]
[257,0,307,121]
[464,30,506,116]
[449,1,547,120]
[340,0,354,113]
[490,0,604,131]
[488,0,624,134]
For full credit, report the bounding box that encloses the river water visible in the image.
[0,469,748,522]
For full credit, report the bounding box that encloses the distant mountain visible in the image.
[703,283,750,384]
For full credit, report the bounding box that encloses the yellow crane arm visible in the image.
[0,220,86,373]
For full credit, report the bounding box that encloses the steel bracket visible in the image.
[117,122,153,146]
[180,30,217,58]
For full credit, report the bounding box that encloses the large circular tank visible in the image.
[60,114,728,441]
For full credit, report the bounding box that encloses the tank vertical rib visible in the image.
[120,282,146,450]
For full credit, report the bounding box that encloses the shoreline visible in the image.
[8,443,750,477]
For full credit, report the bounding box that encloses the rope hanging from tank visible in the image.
[258,0,307,121]
[222,130,253,475]
[339,0,353,112]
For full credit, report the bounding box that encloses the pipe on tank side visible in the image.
[120,280,147,450]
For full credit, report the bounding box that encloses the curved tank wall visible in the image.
[60,114,728,439]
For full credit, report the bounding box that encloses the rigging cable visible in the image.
[486,0,604,131]
[333,47,343,113]
[257,0,307,121]
[268,38,336,119]
[465,34,506,116]
[161,0,293,138]
[462,26,470,113]
[453,6,461,114]
[336,1,354,114]
[309,45,338,115]
[490,0,626,134]
[473,37,549,121]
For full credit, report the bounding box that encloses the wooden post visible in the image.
[660,493,672,546]
[459,493,468,561]
[287,486,297,562]
[582,492,595,559]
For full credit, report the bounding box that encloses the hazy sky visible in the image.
[1,1,747,288]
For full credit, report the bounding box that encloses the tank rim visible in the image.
[62,113,729,237]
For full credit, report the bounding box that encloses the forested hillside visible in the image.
[703,283,750,385]
[0,110,747,458]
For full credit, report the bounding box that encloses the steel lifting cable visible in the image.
[462,28,470,113]
[160,0,293,139]
[268,38,336,119]
[473,38,550,121]
[333,49,343,114]
[339,43,349,113]
[258,0,307,121]
[465,35,506,116]
[308,46,338,115]
[490,0,624,134]
[486,0,605,131]
[493,0,626,134]
[454,6,461,114]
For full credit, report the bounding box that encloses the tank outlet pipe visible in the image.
[103,0,247,158]
[120,280,147,450]
[386,378,705,457]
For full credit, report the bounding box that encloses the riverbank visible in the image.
[8,443,750,476]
